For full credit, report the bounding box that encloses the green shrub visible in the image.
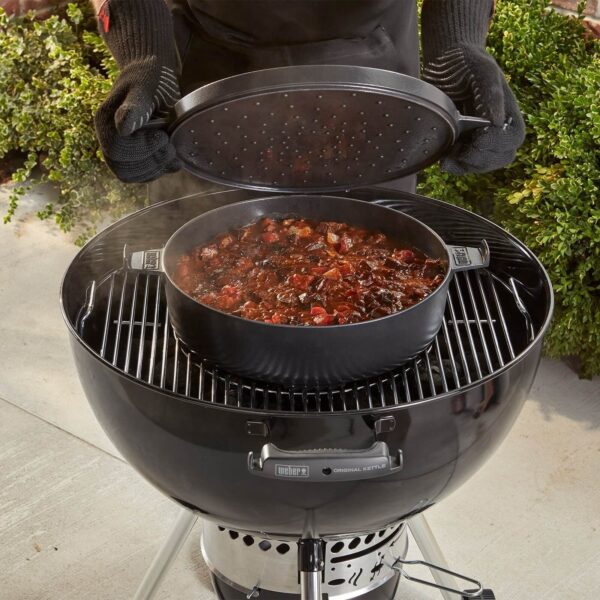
[418,0,600,377]
[0,3,145,244]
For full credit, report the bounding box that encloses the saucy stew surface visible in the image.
[173,217,446,325]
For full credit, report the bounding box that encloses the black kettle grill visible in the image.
[61,67,553,600]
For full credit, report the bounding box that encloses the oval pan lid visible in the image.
[169,65,467,193]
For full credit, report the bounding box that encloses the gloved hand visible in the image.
[421,0,525,175]
[94,0,181,183]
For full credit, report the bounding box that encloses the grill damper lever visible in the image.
[298,539,325,600]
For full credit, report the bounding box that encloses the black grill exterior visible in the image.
[61,188,552,536]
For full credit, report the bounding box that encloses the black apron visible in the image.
[150,0,419,201]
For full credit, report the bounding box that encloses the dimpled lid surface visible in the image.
[169,67,460,192]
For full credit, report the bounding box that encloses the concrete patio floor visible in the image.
[1,187,599,600]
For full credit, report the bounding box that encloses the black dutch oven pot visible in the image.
[128,195,489,386]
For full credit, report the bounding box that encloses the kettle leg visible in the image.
[133,508,198,600]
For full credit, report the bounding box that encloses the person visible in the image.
[92,0,525,196]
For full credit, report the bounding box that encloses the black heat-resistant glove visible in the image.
[94,0,181,183]
[421,0,525,175]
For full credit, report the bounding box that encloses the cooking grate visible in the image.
[77,262,534,413]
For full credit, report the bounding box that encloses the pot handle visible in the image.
[123,246,164,272]
[447,240,490,273]
[248,441,403,482]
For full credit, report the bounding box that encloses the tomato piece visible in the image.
[337,261,354,276]
[271,313,288,324]
[394,249,416,264]
[289,225,313,238]
[335,303,352,313]
[336,314,347,324]
[262,231,280,243]
[218,295,238,310]
[221,285,239,296]
[199,293,217,305]
[313,313,334,326]
[323,268,342,281]
[220,235,234,248]
[339,234,353,254]
[200,245,218,259]
[326,231,340,245]
[370,232,387,245]
[236,257,254,272]
[310,306,327,316]
[310,266,329,275]
[290,273,315,291]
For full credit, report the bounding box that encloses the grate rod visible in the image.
[197,363,204,399]
[412,359,424,400]
[288,389,296,412]
[184,353,191,397]
[423,350,437,397]
[446,290,472,384]
[366,382,374,409]
[147,277,162,384]
[474,272,505,367]
[340,386,348,411]
[302,389,308,412]
[489,275,516,360]
[433,337,449,393]
[223,375,231,406]
[124,274,140,374]
[172,338,180,393]
[100,273,116,359]
[352,383,360,409]
[211,369,217,403]
[440,318,461,389]
[463,272,494,374]
[136,276,151,379]
[315,388,322,413]
[159,305,170,389]
[112,272,128,366]
[401,368,411,403]
[377,378,386,407]
[453,273,483,380]
[390,374,400,405]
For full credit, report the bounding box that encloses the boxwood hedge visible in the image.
[419,0,600,377]
[0,3,145,244]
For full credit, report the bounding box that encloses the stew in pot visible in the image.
[173,217,446,325]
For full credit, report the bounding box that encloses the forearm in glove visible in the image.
[94,0,181,183]
[421,0,525,175]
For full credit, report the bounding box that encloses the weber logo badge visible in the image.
[276,464,309,478]
[144,250,161,270]
[451,247,472,268]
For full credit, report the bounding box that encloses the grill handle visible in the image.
[248,441,403,482]
[447,240,490,273]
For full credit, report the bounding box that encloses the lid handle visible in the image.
[457,115,491,134]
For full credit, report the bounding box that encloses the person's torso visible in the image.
[173,0,419,88]
[182,0,402,44]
